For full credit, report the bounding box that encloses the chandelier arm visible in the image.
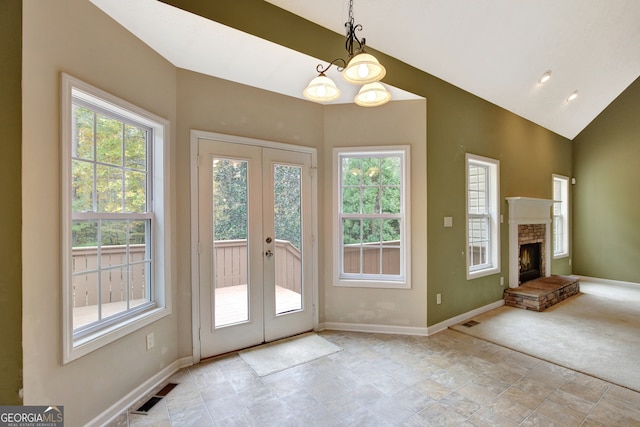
[315,58,348,74]
[345,23,366,58]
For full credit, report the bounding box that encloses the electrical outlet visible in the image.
[436,293,442,305]
[146,333,154,350]
[500,277,504,287]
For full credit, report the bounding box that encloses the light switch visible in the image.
[444,216,453,228]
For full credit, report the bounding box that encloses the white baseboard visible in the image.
[426,299,504,335]
[319,300,504,338]
[577,275,640,287]
[88,356,193,427]
[318,322,429,337]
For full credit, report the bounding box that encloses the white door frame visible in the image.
[190,130,318,364]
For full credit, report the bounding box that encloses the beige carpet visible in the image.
[239,332,342,377]
[451,278,640,392]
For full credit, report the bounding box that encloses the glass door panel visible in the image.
[212,158,249,327]
[273,164,303,315]
[198,139,264,358]
[262,147,313,342]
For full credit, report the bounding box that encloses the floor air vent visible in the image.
[131,383,178,415]
[462,320,480,327]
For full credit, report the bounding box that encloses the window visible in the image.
[553,174,569,258]
[466,154,500,279]
[61,74,171,362]
[333,147,410,288]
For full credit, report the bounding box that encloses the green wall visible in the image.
[573,76,640,283]
[161,0,573,326]
[0,0,23,405]
[425,84,572,324]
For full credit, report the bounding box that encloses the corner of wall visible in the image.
[0,0,23,406]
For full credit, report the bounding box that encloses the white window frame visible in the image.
[333,146,411,289]
[466,153,500,280]
[61,74,172,363]
[553,174,570,258]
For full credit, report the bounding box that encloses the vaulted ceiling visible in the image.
[91,0,640,140]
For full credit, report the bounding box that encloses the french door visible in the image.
[195,134,315,358]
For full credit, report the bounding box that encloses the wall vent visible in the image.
[131,383,178,415]
[462,320,480,328]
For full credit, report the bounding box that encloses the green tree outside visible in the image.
[341,155,402,245]
[71,104,148,247]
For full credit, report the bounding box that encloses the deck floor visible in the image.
[73,285,301,329]
[215,284,302,326]
[73,298,147,329]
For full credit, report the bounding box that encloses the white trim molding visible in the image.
[189,130,318,363]
[61,73,172,363]
[577,276,640,288]
[88,357,193,427]
[466,154,501,280]
[426,299,505,335]
[319,299,504,337]
[319,322,428,337]
[332,146,412,289]
[552,174,570,259]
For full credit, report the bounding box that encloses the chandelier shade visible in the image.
[342,53,386,85]
[354,82,392,107]
[303,74,341,103]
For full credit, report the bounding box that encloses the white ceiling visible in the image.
[91,0,640,140]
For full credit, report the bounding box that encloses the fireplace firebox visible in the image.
[519,242,541,283]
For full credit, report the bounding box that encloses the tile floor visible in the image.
[108,329,640,426]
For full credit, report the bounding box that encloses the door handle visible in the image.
[265,250,274,257]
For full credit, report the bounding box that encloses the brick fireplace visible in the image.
[519,225,546,283]
[506,197,554,288]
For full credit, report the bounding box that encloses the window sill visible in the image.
[553,252,570,260]
[334,278,410,289]
[63,306,170,364]
[467,266,500,281]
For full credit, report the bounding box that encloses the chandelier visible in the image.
[303,0,391,107]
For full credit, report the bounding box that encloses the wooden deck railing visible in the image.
[212,239,301,293]
[343,243,401,275]
[71,240,401,308]
[71,244,147,308]
[71,239,303,308]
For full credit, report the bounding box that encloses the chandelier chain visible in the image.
[348,0,354,27]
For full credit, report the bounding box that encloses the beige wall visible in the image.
[175,70,427,352]
[322,101,428,329]
[22,0,177,424]
[174,69,324,357]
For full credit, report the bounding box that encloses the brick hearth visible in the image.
[503,275,580,311]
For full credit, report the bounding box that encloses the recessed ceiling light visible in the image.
[538,70,552,84]
[567,91,579,102]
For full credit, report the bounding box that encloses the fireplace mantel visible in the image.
[506,197,554,288]
[506,197,554,223]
